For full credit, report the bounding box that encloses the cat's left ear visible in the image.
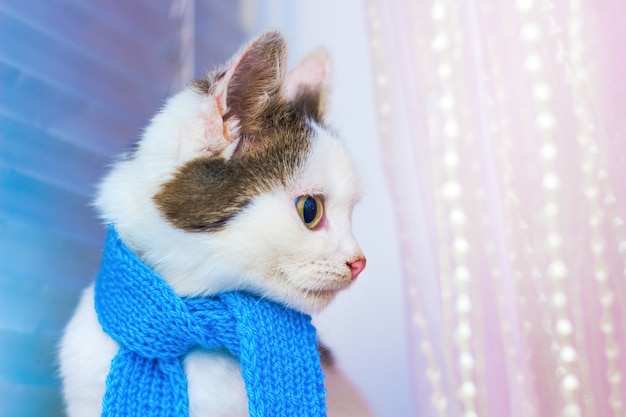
[286,49,331,123]
[212,31,287,148]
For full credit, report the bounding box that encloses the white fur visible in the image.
[60,37,371,417]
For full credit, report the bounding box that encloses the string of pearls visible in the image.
[407,1,466,414]
[366,1,625,416]
[420,1,483,415]
[519,1,587,416]
[565,0,624,414]
[366,2,449,416]
[476,4,543,415]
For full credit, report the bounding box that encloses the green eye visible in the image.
[295,195,324,229]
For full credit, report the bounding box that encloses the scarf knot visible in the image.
[94,226,327,417]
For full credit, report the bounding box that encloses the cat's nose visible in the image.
[347,257,366,279]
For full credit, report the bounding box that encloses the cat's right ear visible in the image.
[286,49,331,124]
[211,31,287,152]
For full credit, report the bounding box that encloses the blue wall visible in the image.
[0,1,246,415]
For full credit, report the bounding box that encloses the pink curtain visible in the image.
[366,1,626,416]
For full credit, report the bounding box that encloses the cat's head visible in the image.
[95,32,365,313]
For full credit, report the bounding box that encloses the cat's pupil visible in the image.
[295,195,323,229]
[302,196,317,224]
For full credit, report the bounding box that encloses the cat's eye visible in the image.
[295,195,324,229]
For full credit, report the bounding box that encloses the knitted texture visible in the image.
[94,226,327,417]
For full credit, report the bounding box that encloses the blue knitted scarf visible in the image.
[94,226,327,417]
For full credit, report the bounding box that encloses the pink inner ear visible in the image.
[215,74,246,142]
[212,31,287,128]
[213,63,240,116]
[213,40,254,116]
[286,49,330,99]
[211,45,252,143]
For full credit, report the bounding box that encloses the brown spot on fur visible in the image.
[154,103,313,232]
[191,77,213,94]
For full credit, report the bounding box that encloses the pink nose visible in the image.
[347,258,366,279]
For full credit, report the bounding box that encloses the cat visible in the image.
[59,31,372,417]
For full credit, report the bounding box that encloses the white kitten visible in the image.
[59,31,372,417]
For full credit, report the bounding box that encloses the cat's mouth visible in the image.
[301,287,338,297]
[294,282,351,299]
[273,278,354,312]
[276,270,354,311]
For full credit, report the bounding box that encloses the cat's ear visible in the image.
[286,49,331,123]
[212,31,287,146]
